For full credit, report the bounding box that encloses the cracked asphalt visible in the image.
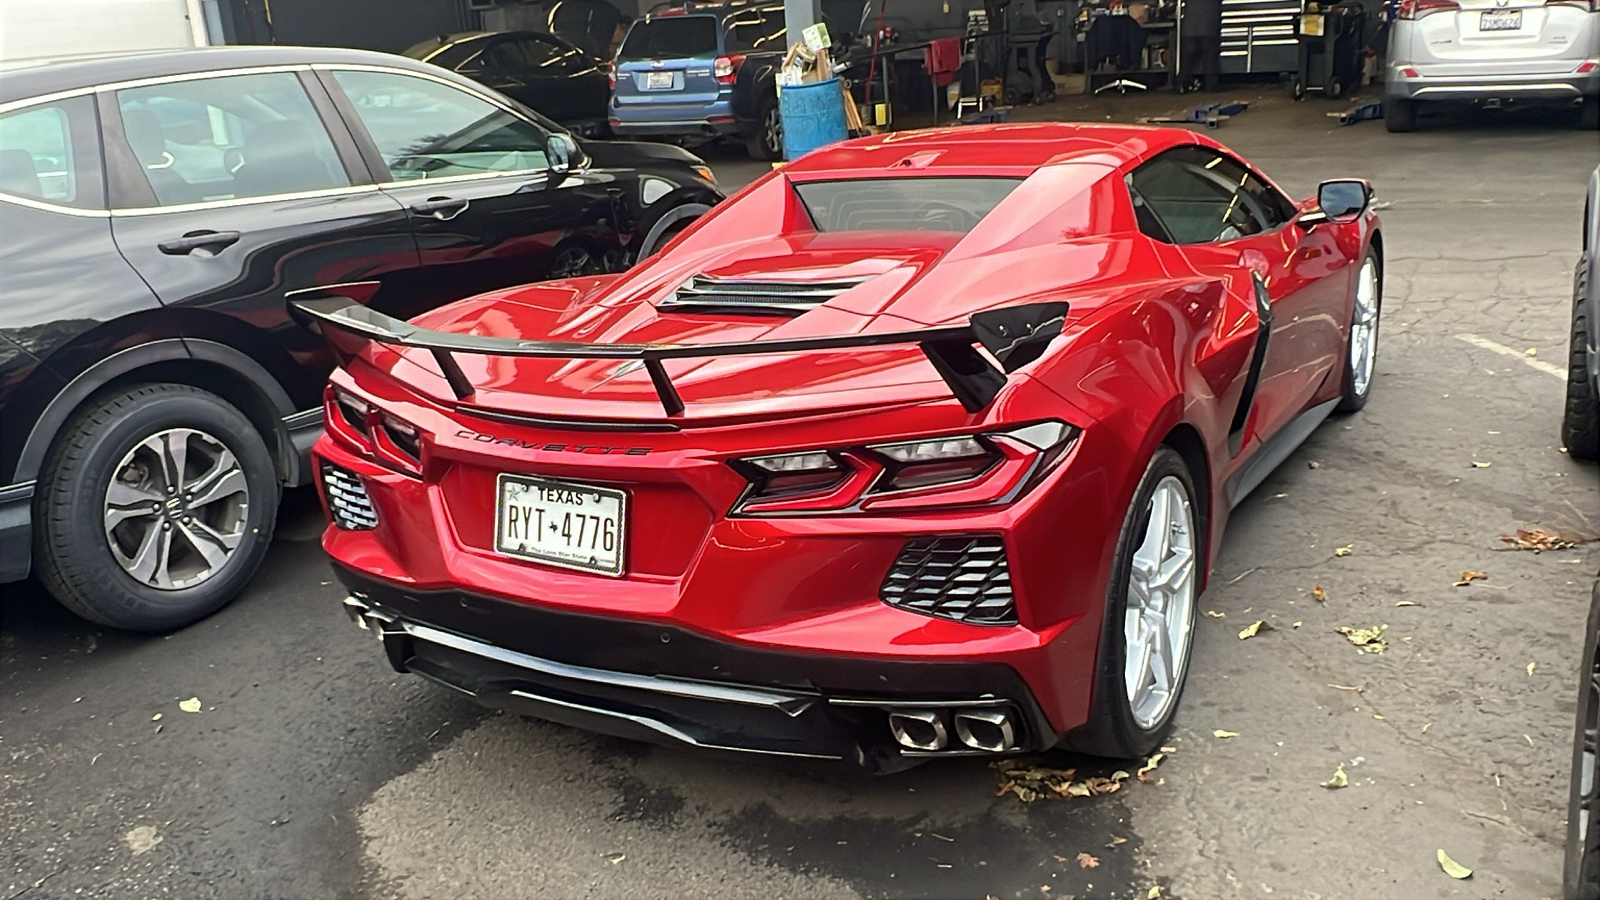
[3,86,1598,900]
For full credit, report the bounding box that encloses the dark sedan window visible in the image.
[0,95,102,209]
[114,72,349,207]
[793,177,1022,233]
[618,17,718,61]
[331,70,550,181]
[1127,147,1293,245]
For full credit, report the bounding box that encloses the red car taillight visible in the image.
[729,422,1080,515]
[1396,0,1459,18]
[713,54,745,85]
[605,61,616,90]
[1548,0,1600,10]
[325,386,424,477]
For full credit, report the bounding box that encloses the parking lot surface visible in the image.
[4,87,1598,900]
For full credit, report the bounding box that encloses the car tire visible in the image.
[1577,99,1599,131]
[1336,249,1382,413]
[1063,446,1200,759]
[1563,258,1600,460]
[33,383,280,632]
[633,198,713,262]
[1564,581,1600,900]
[746,97,782,161]
[1384,97,1416,133]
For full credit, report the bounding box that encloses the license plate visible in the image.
[1480,9,1521,30]
[645,70,674,90]
[494,474,626,576]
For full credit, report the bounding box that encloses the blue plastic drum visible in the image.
[778,78,849,161]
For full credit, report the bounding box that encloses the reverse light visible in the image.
[748,451,837,473]
[1396,0,1458,18]
[333,388,370,438]
[713,54,745,85]
[325,386,424,476]
[872,437,987,464]
[379,414,422,466]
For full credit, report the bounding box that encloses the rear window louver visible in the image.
[658,274,873,316]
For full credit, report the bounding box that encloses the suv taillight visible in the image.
[713,54,744,85]
[1548,0,1600,10]
[1397,0,1459,17]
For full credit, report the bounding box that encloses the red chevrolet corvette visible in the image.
[297,123,1382,772]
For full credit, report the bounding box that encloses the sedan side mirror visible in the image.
[1299,179,1371,227]
[546,132,584,177]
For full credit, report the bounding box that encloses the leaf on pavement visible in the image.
[1396,600,1420,607]
[1336,624,1388,653]
[1470,460,1491,468]
[1238,620,1272,640]
[1205,610,1226,618]
[1213,730,1239,739]
[1136,753,1165,783]
[1334,546,1353,557]
[1311,585,1328,603]
[178,697,201,713]
[1077,852,1100,868]
[1528,662,1537,676]
[1320,764,1348,789]
[1148,887,1163,899]
[1499,528,1592,552]
[1453,571,1488,587]
[1436,849,1472,879]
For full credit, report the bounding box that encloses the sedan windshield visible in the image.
[793,177,1023,233]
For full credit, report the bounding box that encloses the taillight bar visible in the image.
[714,54,745,85]
[1396,0,1459,18]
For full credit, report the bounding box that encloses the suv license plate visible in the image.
[645,71,674,90]
[494,474,626,576]
[1480,9,1521,30]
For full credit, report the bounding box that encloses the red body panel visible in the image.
[314,123,1381,749]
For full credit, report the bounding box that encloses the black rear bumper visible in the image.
[333,565,1056,772]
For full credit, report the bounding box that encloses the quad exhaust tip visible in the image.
[887,707,1019,753]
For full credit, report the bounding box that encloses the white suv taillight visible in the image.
[713,54,745,85]
[1397,0,1459,18]
[1547,0,1600,10]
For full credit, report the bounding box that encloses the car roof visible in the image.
[0,45,439,105]
[781,123,1208,177]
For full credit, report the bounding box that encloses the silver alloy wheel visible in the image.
[103,428,250,590]
[1350,256,1379,396]
[762,106,782,155]
[1123,475,1197,730]
[551,245,595,278]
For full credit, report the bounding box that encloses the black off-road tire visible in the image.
[1062,447,1200,759]
[1385,97,1416,133]
[746,97,782,161]
[1564,258,1600,460]
[33,384,280,632]
[1564,580,1600,900]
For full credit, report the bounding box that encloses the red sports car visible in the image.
[297,123,1383,772]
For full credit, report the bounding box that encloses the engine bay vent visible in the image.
[659,274,873,316]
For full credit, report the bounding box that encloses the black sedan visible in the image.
[0,45,721,631]
[404,30,613,137]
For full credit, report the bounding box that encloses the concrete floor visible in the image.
[3,86,1598,900]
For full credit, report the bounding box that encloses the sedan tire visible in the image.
[1565,580,1600,900]
[1384,97,1416,133]
[1564,258,1599,460]
[33,384,279,631]
[1064,446,1199,759]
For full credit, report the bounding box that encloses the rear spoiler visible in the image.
[288,288,1066,416]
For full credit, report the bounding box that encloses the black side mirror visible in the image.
[1301,179,1371,227]
[546,132,584,176]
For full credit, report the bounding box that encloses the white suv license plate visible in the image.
[645,71,674,90]
[1480,9,1521,30]
[495,474,626,576]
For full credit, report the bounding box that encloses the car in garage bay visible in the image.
[300,123,1385,772]
[402,30,614,137]
[0,45,722,632]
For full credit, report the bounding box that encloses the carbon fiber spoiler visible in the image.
[289,287,1066,416]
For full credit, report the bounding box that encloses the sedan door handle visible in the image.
[410,196,470,221]
[158,230,241,255]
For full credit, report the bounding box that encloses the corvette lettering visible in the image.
[455,429,650,455]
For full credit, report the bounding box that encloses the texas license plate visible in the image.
[494,474,626,576]
[645,70,674,90]
[1480,9,1521,30]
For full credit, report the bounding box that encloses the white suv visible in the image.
[1385,0,1600,131]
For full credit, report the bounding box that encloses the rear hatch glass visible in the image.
[793,178,1024,233]
[619,16,718,60]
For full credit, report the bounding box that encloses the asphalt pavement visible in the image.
[4,85,1599,900]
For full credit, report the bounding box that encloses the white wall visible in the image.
[0,0,202,61]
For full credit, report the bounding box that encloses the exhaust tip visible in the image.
[888,709,948,751]
[953,708,1018,752]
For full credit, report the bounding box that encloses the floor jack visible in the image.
[1137,101,1250,129]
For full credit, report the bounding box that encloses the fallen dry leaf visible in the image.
[1238,620,1272,640]
[1436,849,1472,880]
[1329,683,1365,692]
[1311,585,1328,603]
[1213,729,1239,739]
[1148,887,1163,899]
[1499,528,1592,552]
[1336,624,1388,654]
[1292,621,1302,629]
[1108,835,1128,847]
[1470,460,1491,468]
[1308,460,1321,469]
[1205,610,1226,619]
[1454,570,1488,587]
[178,697,201,714]
[1528,662,1537,676]
[1320,764,1348,789]
[1334,546,1353,557]
[1396,600,1420,607]
[1077,852,1100,869]
[1136,753,1165,783]
[994,760,1130,802]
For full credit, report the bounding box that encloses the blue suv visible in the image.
[610,2,802,160]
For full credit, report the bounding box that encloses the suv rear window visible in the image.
[619,16,718,60]
[793,178,1023,233]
